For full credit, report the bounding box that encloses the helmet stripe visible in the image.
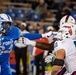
[65,15,69,22]
[0,16,5,20]
[7,15,10,21]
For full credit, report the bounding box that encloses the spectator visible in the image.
[32,27,49,75]
[35,0,47,18]
[45,0,57,9]
[59,0,74,10]
[30,22,39,33]
[31,0,39,10]
[44,10,56,22]
[14,22,29,75]
[55,0,74,23]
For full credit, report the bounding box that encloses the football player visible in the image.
[0,13,52,75]
[0,13,20,75]
[21,15,76,75]
[24,22,76,75]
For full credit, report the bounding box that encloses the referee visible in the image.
[14,22,29,75]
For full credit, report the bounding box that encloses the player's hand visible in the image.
[45,53,55,63]
[42,31,53,38]
[23,38,36,46]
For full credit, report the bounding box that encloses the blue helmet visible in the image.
[0,13,13,31]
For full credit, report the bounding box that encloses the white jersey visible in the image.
[54,38,76,73]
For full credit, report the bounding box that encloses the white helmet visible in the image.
[0,13,13,31]
[57,22,76,39]
[59,15,75,28]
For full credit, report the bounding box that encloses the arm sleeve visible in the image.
[35,41,55,52]
[24,33,42,40]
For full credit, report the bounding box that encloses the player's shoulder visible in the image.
[62,38,73,44]
[11,26,20,31]
[54,38,73,48]
[12,26,19,29]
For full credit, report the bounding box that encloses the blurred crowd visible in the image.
[4,0,76,33]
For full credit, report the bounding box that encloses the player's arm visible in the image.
[24,33,42,40]
[24,38,56,51]
[23,31,53,40]
[51,49,65,75]
[36,39,56,51]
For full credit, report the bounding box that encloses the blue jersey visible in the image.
[0,26,21,75]
[0,26,21,63]
[0,35,14,62]
[0,26,43,62]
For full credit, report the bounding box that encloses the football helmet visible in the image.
[57,22,76,39]
[59,15,75,28]
[0,13,13,31]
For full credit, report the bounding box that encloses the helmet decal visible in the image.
[65,15,69,22]
[60,15,75,28]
